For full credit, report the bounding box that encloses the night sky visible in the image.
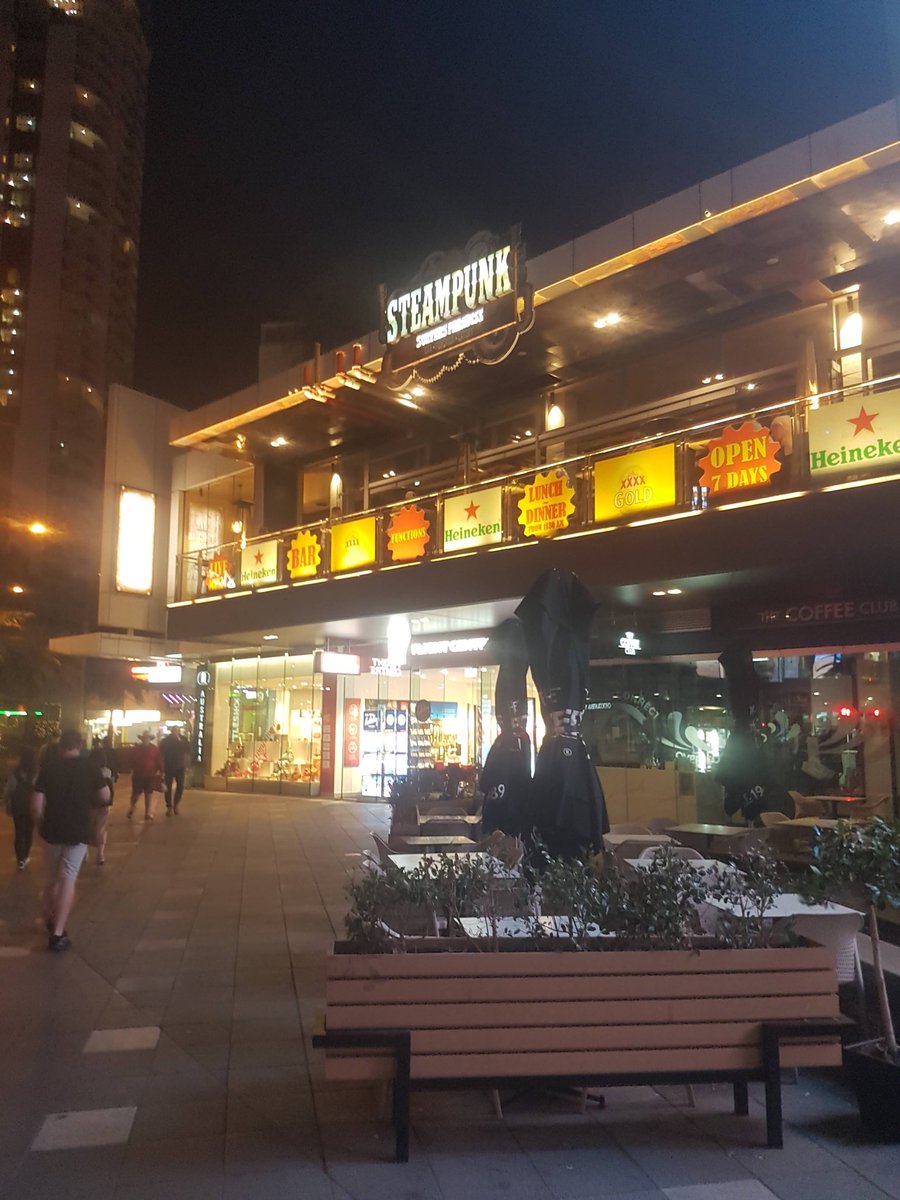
[135,0,900,410]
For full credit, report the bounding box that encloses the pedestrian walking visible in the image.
[127,731,163,821]
[4,747,37,869]
[160,727,191,814]
[31,729,110,951]
[88,739,116,864]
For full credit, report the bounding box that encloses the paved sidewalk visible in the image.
[0,791,899,1200]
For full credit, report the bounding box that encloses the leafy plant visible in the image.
[802,817,900,1060]
[709,853,788,949]
[609,848,708,950]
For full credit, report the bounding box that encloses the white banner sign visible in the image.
[240,539,280,588]
[442,487,503,552]
[808,389,900,478]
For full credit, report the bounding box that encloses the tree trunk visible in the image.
[867,904,899,1060]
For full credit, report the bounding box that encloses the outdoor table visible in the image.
[602,832,674,851]
[798,795,869,819]
[458,916,612,939]
[387,851,519,877]
[624,856,738,878]
[398,835,477,851]
[668,823,751,853]
[780,817,843,830]
[418,812,481,825]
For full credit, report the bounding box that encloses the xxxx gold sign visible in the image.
[286,529,321,579]
[594,443,676,522]
[698,420,782,494]
[517,468,575,538]
[387,504,430,562]
[330,516,377,572]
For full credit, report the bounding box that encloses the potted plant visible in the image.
[803,817,900,1138]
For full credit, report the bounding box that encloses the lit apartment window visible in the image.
[7,173,33,188]
[10,190,30,209]
[74,85,97,107]
[66,195,94,222]
[15,114,36,133]
[69,122,102,149]
[3,210,30,228]
[19,78,41,94]
[13,153,33,170]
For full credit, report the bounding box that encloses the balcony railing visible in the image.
[172,374,900,605]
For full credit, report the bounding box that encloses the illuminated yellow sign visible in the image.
[517,468,575,538]
[286,529,321,579]
[330,516,377,572]
[594,443,677,522]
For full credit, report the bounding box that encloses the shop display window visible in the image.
[209,654,322,794]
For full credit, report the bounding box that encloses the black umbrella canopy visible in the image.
[718,643,761,729]
[515,568,609,857]
[480,618,532,837]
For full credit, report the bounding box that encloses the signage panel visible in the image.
[387,504,430,562]
[410,635,490,657]
[343,699,361,768]
[315,650,361,675]
[594,443,677,522]
[204,554,234,591]
[517,467,575,538]
[240,538,280,588]
[116,487,155,594]
[131,662,182,684]
[808,389,900,478]
[442,487,503,552]
[286,529,321,579]
[737,595,900,631]
[697,421,782,495]
[330,516,377,572]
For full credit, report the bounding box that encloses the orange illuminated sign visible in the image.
[387,504,430,562]
[697,421,782,495]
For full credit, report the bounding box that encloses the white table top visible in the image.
[603,832,674,849]
[458,916,612,939]
[388,851,518,877]
[703,892,862,919]
[625,857,737,876]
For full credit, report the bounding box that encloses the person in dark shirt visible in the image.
[160,729,191,815]
[32,729,109,952]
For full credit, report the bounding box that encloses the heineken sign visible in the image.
[808,389,900,478]
[443,487,503,552]
[380,228,532,374]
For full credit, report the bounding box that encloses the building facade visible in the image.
[0,0,148,646]
[83,99,900,824]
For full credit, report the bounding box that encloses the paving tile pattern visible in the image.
[1,791,899,1199]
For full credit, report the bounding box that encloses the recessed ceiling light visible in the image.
[652,590,667,597]
[714,373,724,381]
[270,436,287,447]
[745,382,757,391]
[666,588,683,595]
[11,584,24,594]
[411,386,425,397]
[594,311,622,330]
[883,210,900,226]
[701,376,712,385]
[263,634,278,640]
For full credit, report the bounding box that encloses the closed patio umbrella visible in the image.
[515,568,609,858]
[480,618,532,836]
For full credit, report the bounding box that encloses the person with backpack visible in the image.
[4,747,37,869]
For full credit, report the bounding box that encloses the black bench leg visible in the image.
[733,1080,749,1116]
[392,1033,411,1163]
[762,1027,783,1148]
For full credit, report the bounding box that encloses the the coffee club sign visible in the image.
[697,420,782,495]
[517,468,575,538]
[380,227,532,374]
[594,443,676,522]
[808,388,900,478]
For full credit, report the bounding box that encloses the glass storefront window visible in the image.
[208,654,321,795]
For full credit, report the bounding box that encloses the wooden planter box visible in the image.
[323,943,842,1083]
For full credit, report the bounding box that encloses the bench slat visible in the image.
[324,1041,840,1082]
[326,946,836,980]
[325,992,839,1030]
[327,968,837,1006]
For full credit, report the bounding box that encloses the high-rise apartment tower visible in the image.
[0,0,148,638]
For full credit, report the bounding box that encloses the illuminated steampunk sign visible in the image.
[380,228,533,375]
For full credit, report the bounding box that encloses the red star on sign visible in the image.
[848,405,878,436]
[465,501,479,520]
[254,550,263,564]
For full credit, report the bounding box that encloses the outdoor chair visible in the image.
[637,844,705,863]
[760,811,789,827]
[609,822,651,835]
[647,816,676,833]
[612,839,662,868]
[372,833,394,869]
[788,790,826,818]
[844,795,890,821]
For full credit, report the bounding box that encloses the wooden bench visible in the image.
[314,945,852,1161]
